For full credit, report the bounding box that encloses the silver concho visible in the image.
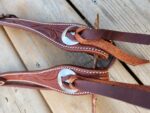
[57,68,78,94]
[61,26,79,45]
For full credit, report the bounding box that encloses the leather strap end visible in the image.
[75,28,150,66]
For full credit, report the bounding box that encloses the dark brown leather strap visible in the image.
[81,29,150,45]
[71,76,150,109]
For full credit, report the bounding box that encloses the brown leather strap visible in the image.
[81,29,150,45]
[66,75,150,109]
[75,27,150,65]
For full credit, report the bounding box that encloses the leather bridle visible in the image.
[0,14,150,109]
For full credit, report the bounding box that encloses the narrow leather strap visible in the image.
[75,28,150,65]
[81,29,150,45]
[67,75,150,109]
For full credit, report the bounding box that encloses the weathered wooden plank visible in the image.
[0,0,147,113]
[0,27,51,113]
[70,0,150,112]
[0,27,23,113]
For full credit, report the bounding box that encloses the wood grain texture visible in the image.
[0,27,51,113]
[0,0,149,113]
[70,0,150,112]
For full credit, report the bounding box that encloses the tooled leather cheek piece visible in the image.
[0,15,109,60]
[0,65,108,93]
[1,14,150,109]
[75,27,150,66]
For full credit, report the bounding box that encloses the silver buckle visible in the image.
[61,26,79,45]
[57,68,78,94]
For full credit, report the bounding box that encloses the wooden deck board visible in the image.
[0,0,149,113]
[0,27,51,113]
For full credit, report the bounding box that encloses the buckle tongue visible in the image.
[61,26,79,45]
[57,69,78,94]
[0,77,6,86]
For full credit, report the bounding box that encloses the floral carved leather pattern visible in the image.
[0,14,150,109]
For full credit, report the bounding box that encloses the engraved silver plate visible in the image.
[57,68,78,94]
[61,26,79,45]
